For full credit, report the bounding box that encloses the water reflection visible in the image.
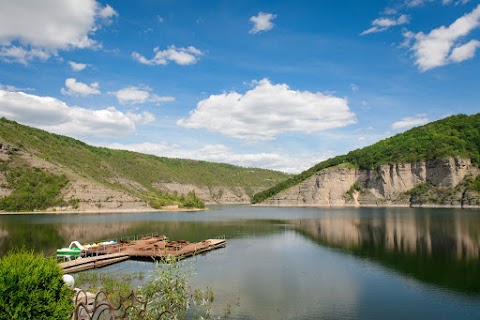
[290,209,480,259]
[290,209,480,293]
[1,207,480,295]
[0,214,280,256]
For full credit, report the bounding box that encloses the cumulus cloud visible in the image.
[443,0,471,5]
[98,4,118,21]
[61,78,100,96]
[132,46,203,66]
[107,142,331,173]
[0,46,50,64]
[404,4,480,71]
[0,89,144,137]
[126,111,156,125]
[0,84,34,92]
[405,0,428,7]
[249,12,277,34]
[0,0,116,63]
[177,78,356,141]
[68,61,88,71]
[449,39,480,62]
[112,86,175,104]
[391,114,430,130]
[361,14,410,35]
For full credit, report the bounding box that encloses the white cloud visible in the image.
[132,46,203,66]
[405,0,427,7]
[391,114,430,130]
[361,14,410,35]
[0,46,50,64]
[350,84,359,91]
[111,86,175,105]
[249,12,277,34]
[177,78,357,141]
[449,39,480,62]
[68,61,87,71]
[404,4,480,71]
[107,142,331,173]
[61,78,100,96]
[384,7,398,15]
[126,111,156,125]
[0,84,33,92]
[443,0,471,5]
[98,4,118,20]
[0,89,141,137]
[0,0,116,63]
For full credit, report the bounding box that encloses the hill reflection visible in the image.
[291,209,480,293]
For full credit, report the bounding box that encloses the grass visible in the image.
[0,118,291,210]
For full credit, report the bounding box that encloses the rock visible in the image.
[264,157,479,207]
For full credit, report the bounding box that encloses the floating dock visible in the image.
[59,236,226,273]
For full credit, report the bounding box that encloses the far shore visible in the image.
[2,202,480,215]
[0,206,207,215]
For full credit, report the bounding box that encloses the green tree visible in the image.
[0,250,74,319]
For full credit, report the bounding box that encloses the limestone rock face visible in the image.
[154,182,252,204]
[264,157,478,207]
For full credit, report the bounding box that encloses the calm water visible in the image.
[1,206,480,319]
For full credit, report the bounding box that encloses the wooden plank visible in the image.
[63,262,95,273]
[60,236,226,273]
[94,256,130,268]
[60,252,130,273]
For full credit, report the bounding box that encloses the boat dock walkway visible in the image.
[59,236,226,273]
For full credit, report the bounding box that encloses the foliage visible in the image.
[252,113,480,203]
[346,183,362,199]
[76,257,217,319]
[465,174,480,193]
[136,257,215,319]
[0,164,68,212]
[0,250,74,319]
[406,183,440,204]
[0,118,290,207]
[148,190,205,209]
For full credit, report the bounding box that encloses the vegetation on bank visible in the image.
[406,173,480,205]
[0,159,68,212]
[148,190,205,209]
[0,251,226,319]
[0,118,290,209]
[252,113,480,203]
[0,250,73,319]
[74,257,223,318]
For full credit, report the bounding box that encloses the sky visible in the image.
[0,0,479,173]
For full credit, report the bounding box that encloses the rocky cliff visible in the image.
[263,157,479,208]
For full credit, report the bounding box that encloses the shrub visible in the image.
[0,166,68,212]
[0,250,73,319]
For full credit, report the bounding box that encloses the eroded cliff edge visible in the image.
[263,157,480,208]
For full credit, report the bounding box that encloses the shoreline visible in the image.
[254,203,480,209]
[0,207,206,215]
[2,202,480,215]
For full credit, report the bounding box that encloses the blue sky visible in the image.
[0,0,479,173]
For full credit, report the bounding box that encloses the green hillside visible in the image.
[252,113,480,204]
[0,118,290,210]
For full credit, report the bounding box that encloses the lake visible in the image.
[1,206,480,319]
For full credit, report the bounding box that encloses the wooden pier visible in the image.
[59,236,226,273]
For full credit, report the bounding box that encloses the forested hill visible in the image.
[252,113,480,204]
[0,118,290,210]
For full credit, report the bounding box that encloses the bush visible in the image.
[0,250,73,319]
[0,166,68,212]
